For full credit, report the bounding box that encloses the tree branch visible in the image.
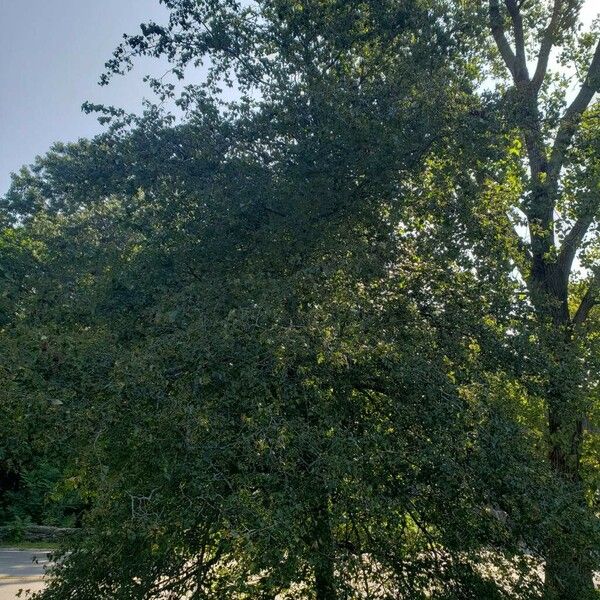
[549,40,600,179]
[531,0,564,92]
[572,271,600,326]
[557,204,598,275]
[504,0,529,81]
[260,203,288,218]
[489,0,518,79]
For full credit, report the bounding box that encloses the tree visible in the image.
[2,130,524,598]
[4,120,539,598]
[474,2,600,597]
[2,0,599,598]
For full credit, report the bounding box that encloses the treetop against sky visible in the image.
[1,0,598,193]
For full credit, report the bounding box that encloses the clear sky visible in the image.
[0,0,171,194]
[0,1,598,196]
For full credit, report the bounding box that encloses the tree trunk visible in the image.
[544,410,594,598]
[537,310,595,599]
[545,543,595,600]
[312,494,336,600]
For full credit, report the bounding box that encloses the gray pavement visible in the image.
[0,549,51,599]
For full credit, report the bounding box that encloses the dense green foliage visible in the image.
[1,1,599,598]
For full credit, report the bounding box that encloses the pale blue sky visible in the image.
[0,1,598,195]
[0,0,171,193]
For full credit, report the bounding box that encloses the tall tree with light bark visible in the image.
[483,1,600,597]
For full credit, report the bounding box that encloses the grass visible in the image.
[0,540,60,551]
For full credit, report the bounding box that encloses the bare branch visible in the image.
[489,0,518,79]
[531,0,564,92]
[549,40,600,179]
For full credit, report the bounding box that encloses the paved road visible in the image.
[0,550,51,599]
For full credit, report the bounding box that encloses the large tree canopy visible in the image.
[1,1,599,599]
